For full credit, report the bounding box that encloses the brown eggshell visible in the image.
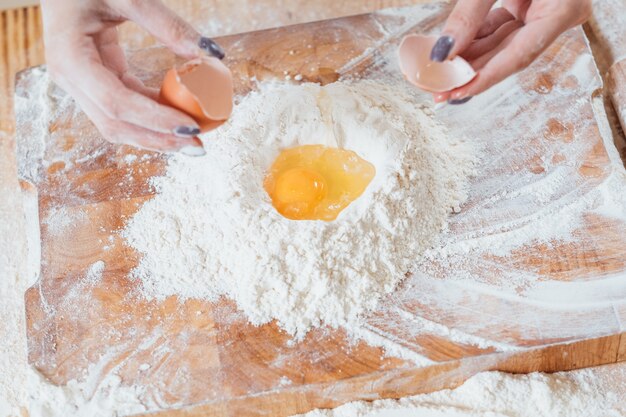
[398,34,476,93]
[160,57,234,132]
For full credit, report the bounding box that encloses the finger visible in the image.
[107,123,205,155]
[73,90,204,154]
[93,28,128,76]
[63,38,200,135]
[121,75,160,100]
[431,0,497,61]
[467,26,520,71]
[433,92,451,103]
[475,8,516,38]
[432,20,521,105]
[91,28,157,99]
[114,0,224,60]
[502,0,532,20]
[450,17,566,99]
[462,19,524,62]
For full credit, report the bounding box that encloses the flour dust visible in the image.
[295,368,626,417]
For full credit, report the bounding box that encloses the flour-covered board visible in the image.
[16,3,626,417]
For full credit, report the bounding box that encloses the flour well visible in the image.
[123,80,475,337]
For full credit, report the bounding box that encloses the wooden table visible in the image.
[14,3,626,416]
[3,1,626,415]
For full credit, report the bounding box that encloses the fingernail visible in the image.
[433,93,447,103]
[430,36,454,62]
[448,96,473,105]
[199,37,225,60]
[179,145,206,157]
[174,126,201,137]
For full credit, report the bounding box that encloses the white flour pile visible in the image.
[123,80,476,337]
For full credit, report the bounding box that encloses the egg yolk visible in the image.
[264,145,375,221]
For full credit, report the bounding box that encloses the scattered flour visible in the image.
[42,206,88,236]
[84,260,105,284]
[123,79,476,338]
[24,369,148,417]
[294,368,626,417]
[12,96,626,415]
[3,3,626,417]
[0,131,29,417]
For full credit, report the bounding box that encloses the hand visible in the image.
[40,0,226,155]
[429,0,592,104]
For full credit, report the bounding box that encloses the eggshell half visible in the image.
[398,34,476,93]
[160,57,234,132]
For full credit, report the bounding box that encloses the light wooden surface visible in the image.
[15,4,626,416]
[3,1,626,416]
[0,5,43,131]
[586,0,626,161]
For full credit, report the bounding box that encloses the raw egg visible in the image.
[264,145,375,221]
[398,34,476,93]
[160,57,234,132]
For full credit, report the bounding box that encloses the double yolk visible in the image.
[264,145,375,221]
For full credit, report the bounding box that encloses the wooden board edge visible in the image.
[618,331,626,362]
[608,59,626,134]
[131,332,624,417]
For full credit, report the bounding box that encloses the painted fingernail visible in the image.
[199,37,225,60]
[447,96,473,105]
[430,36,454,62]
[174,126,201,137]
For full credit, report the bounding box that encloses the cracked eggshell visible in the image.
[398,34,476,93]
[160,57,234,132]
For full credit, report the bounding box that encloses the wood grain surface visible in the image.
[586,0,626,162]
[0,5,43,131]
[15,4,626,416]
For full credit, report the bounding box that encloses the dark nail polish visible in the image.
[448,96,473,105]
[199,37,225,60]
[174,126,201,137]
[430,35,455,62]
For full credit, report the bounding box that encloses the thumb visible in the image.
[432,0,497,61]
[118,0,225,60]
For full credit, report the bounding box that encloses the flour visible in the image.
[123,79,476,338]
[84,260,105,284]
[8,100,624,416]
[43,206,88,236]
[294,368,626,417]
[4,4,626,416]
[24,368,149,417]
[0,132,29,417]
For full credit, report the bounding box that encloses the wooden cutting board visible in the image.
[16,4,626,416]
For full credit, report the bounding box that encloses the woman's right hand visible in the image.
[40,0,225,155]
[430,0,592,104]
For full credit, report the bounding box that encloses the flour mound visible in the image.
[123,80,475,337]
